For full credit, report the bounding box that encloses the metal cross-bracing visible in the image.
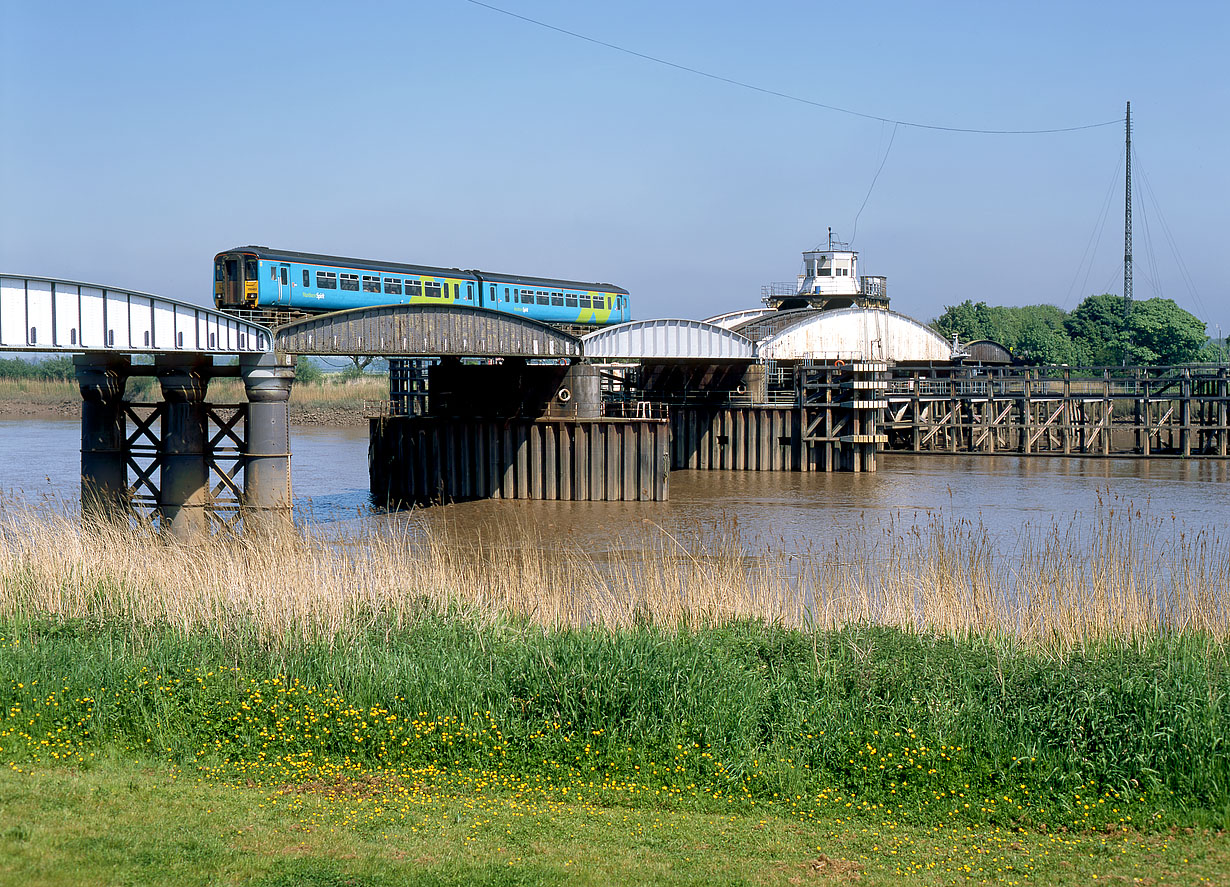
[0,275,272,354]
[274,303,584,358]
[581,319,756,361]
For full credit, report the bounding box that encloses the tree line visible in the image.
[933,294,1222,366]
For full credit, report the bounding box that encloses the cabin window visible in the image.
[303,270,310,286]
[550,291,564,306]
[536,290,549,305]
[244,258,258,279]
[214,263,224,282]
[270,266,277,280]
[384,278,402,295]
[424,281,442,298]
[406,279,422,297]
[818,267,831,276]
[565,292,578,308]
[340,273,359,291]
[362,275,380,292]
[316,271,337,289]
[580,294,592,309]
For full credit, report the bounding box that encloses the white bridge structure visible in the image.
[0,275,291,537]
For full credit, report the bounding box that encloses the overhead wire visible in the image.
[1134,149,1210,323]
[462,0,1123,135]
[851,122,899,247]
[1062,149,1123,309]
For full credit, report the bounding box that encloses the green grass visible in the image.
[1,618,1227,833]
[1,756,1224,886]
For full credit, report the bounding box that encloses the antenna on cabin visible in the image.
[1123,101,1133,363]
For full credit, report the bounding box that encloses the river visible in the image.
[2,417,1227,552]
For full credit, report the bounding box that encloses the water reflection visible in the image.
[2,417,1227,556]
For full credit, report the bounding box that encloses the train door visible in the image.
[277,264,292,305]
[223,258,240,305]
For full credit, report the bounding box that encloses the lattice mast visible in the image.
[1123,101,1133,360]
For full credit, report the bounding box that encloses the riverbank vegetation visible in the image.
[0,501,1225,875]
[933,294,1220,366]
[0,357,388,412]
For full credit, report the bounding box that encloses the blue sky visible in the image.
[2,0,1226,327]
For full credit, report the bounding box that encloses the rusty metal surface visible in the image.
[273,304,583,358]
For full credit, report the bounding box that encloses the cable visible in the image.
[463,0,1123,135]
[1062,149,1122,309]
[851,123,898,246]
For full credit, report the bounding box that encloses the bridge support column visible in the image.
[74,355,130,522]
[240,353,295,532]
[156,355,211,541]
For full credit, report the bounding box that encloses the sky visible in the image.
[1,0,1226,328]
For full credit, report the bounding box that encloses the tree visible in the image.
[1065,295,1207,366]
[1127,298,1207,365]
[1064,294,1131,366]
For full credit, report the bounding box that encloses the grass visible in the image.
[1,757,1224,886]
[0,502,1226,883]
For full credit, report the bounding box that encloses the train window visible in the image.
[303,270,309,286]
[466,284,473,299]
[384,278,402,295]
[270,266,277,280]
[536,290,548,305]
[316,271,337,289]
[362,275,380,292]
[280,267,288,285]
[406,279,422,297]
[580,294,591,309]
[453,283,459,298]
[565,292,578,308]
[504,287,510,302]
[244,258,258,279]
[340,273,359,291]
[214,263,224,282]
[550,291,564,306]
[424,281,442,298]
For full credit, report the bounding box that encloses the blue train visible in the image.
[213,246,631,326]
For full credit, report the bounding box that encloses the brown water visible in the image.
[2,417,1228,553]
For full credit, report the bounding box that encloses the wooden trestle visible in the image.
[883,366,1230,457]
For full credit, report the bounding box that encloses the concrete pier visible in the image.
[74,355,131,521]
[240,353,295,532]
[156,355,212,540]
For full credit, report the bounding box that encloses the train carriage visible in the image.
[213,246,630,326]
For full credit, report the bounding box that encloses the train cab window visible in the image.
[215,262,224,282]
[280,267,288,285]
[362,275,380,292]
[406,279,422,297]
[424,281,442,298]
[565,292,578,308]
[340,273,360,291]
[270,266,277,280]
[244,258,258,279]
[384,278,402,295]
[316,271,337,289]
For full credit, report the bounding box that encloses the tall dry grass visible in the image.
[0,497,1224,649]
